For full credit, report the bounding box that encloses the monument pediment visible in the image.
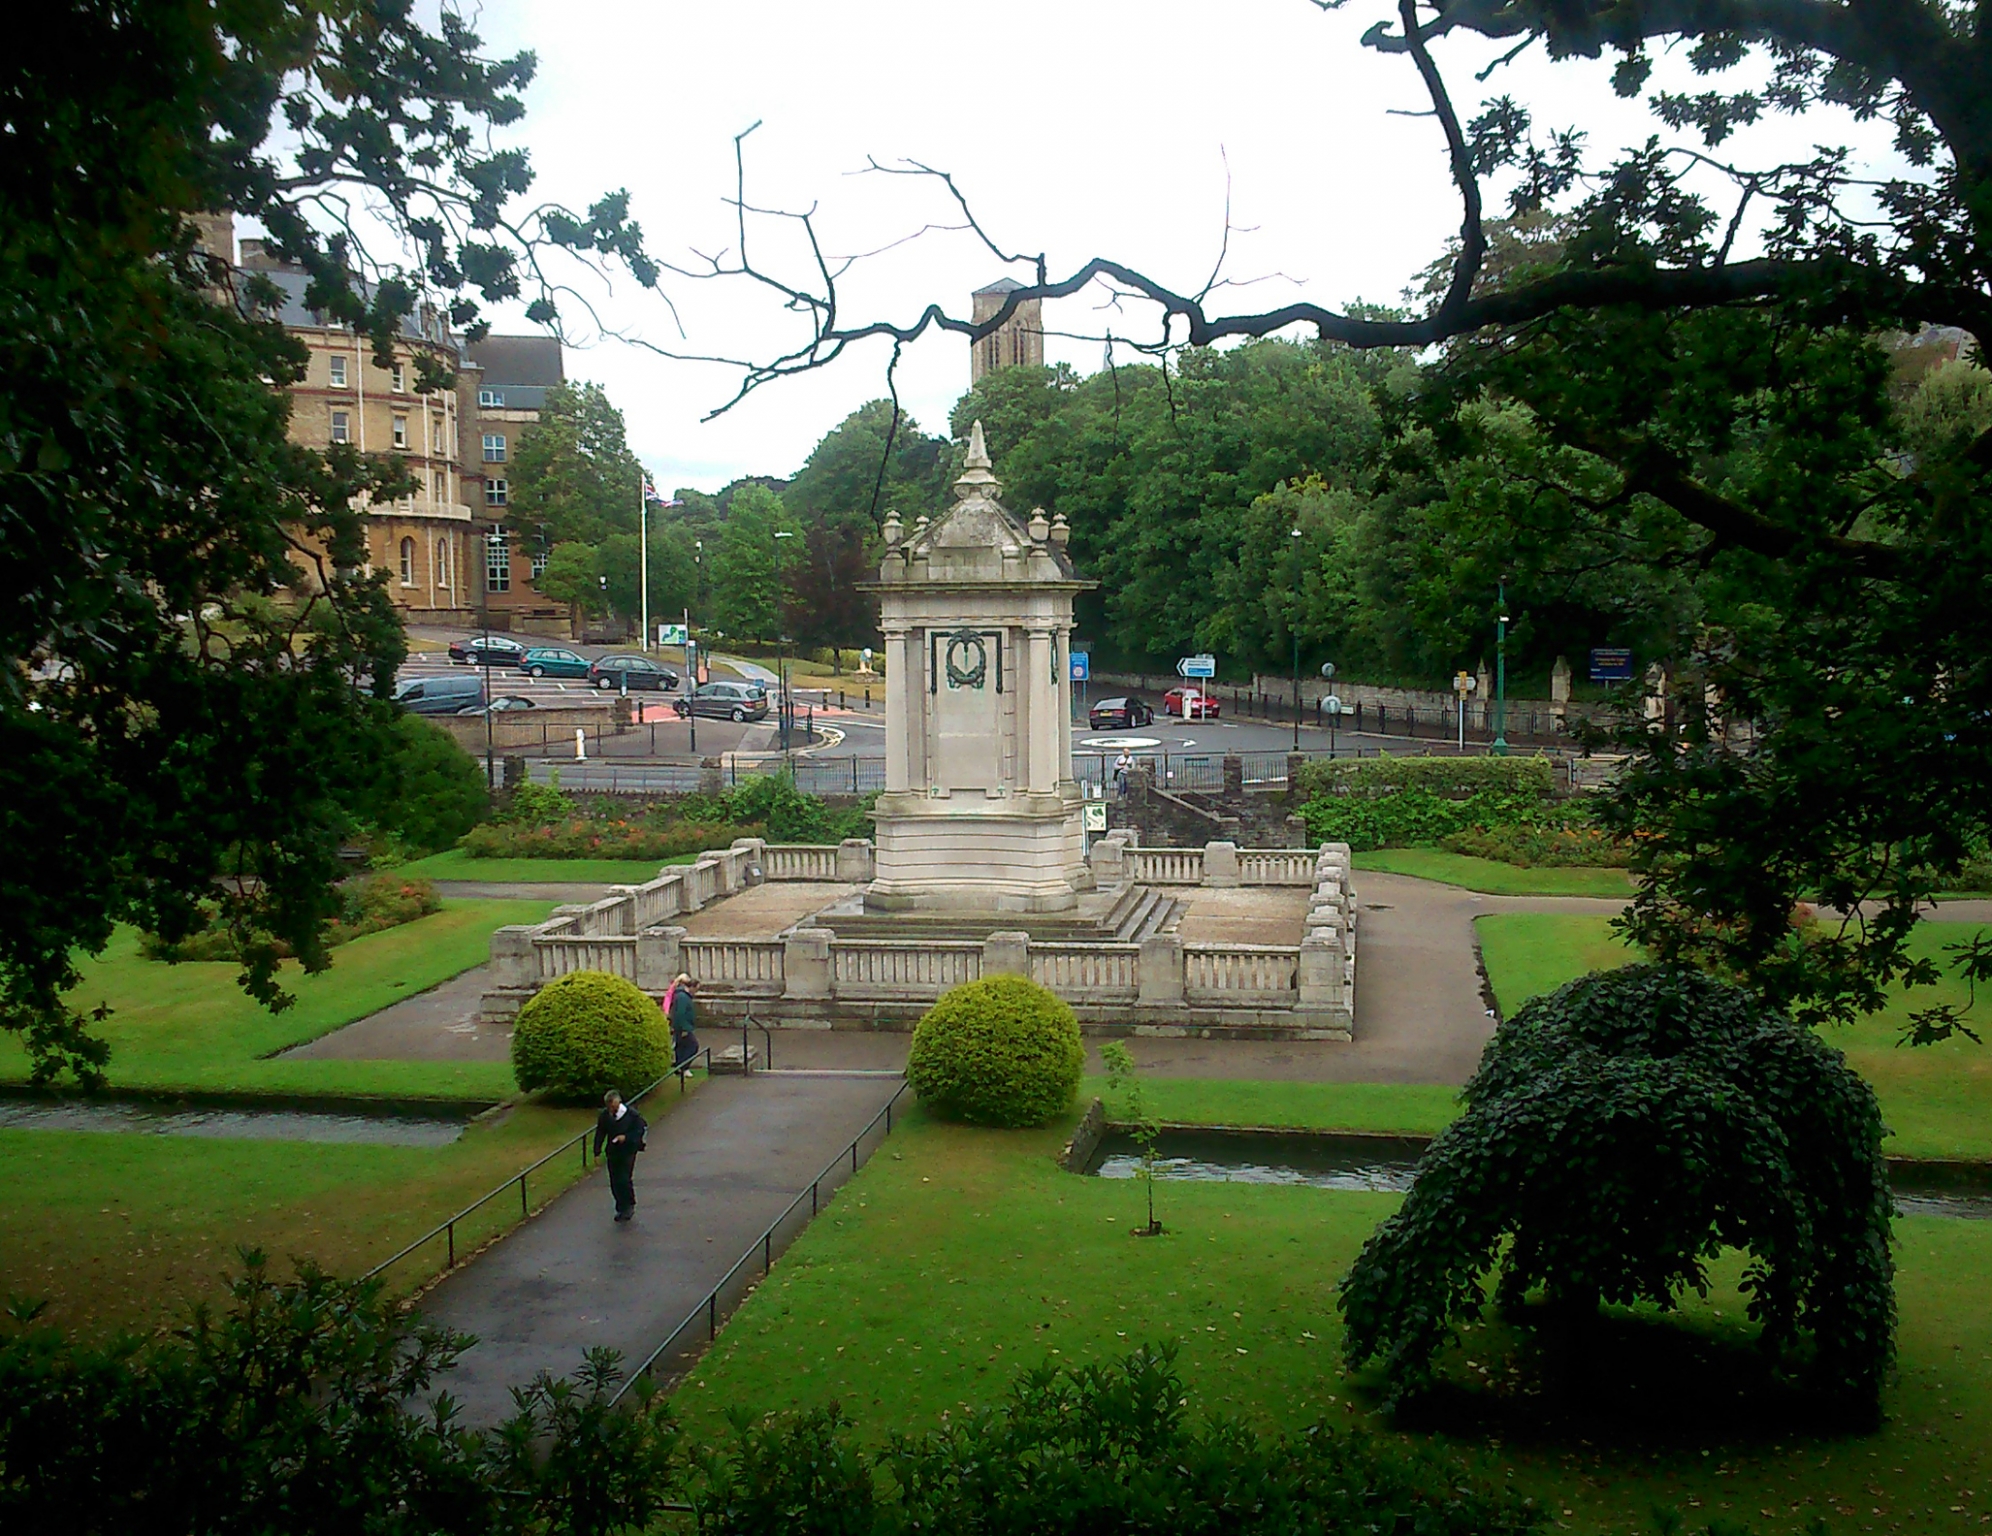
[877,420,1079,584]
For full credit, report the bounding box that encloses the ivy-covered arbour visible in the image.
[1337,965,1896,1422]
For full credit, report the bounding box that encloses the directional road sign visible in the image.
[1176,653,1216,679]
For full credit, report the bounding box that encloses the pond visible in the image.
[1085,1129,1992,1221]
[0,1095,471,1148]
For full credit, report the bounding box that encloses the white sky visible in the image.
[462,0,1906,492]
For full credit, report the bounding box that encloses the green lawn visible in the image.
[1087,1076,1461,1136]
[1476,912,1992,1162]
[393,848,693,884]
[0,1072,703,1338]
[0,900,555,1100]
[1352,847,1634,898]
[680,1100,1992,1534]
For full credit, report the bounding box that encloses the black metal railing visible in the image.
[363,1060,705,1284]
[610,1079,909,1405]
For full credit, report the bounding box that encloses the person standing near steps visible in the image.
[593,1089,647,1223]
[668,973,701,1069]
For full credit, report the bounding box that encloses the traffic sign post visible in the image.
[1454,670,1476,749]
[1176,654,1216,679]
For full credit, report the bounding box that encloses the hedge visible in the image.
[906,976,1084,1128]
[511,970,670,1101]
[1293,753,1555,801]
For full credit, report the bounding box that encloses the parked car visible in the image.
[447,634,527,667]
[1088,695,1154,730]
[514,646,591,680]
[1162,687,1220,719]
[456,694,537,716]
[589,653,680,692]
[673,681,771,722]
[393,673,485,715]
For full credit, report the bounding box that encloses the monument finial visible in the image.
[953,419,1001,501]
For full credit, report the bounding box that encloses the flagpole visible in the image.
[639,471,650,654]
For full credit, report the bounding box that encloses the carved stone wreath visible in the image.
[944,631,988,690]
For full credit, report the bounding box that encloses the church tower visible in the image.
[970,278,1044,384]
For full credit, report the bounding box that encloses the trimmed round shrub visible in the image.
[511,970,669,1101]
[907,976,1084,1128]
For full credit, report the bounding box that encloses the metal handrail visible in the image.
[611,1078,909,1405]
[364,1056,707,1283]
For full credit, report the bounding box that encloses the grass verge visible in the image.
[393,848,695,884]
[1085,1077,1460,1136]
[680,1099,1992,1534]
[0,900,555,1100]
[1352,847,1633,898]
[1476,912,1992,1162]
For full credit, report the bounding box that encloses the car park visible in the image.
[1162,687,1220,719]
[447,634,527,667]
[456,694,537,715]
[392,673,486,715]
[514,646,591,680]
[1087,695,1154,730]
[673,680,770,722]
[589,653,680,691]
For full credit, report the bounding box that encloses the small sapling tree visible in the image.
[1100,1040,1163,1236]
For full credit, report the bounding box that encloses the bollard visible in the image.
[575,728,587,761]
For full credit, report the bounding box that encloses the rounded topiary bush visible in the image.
[906,975,1084,1128]
[511,970,669,1101]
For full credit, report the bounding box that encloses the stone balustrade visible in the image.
[481,835,1357,1041]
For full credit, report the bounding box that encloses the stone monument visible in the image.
[863,422,1093,913]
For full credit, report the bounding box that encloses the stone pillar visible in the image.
[1644,663,1669,733]
[699,756,724,796]
[1284,813,1309,848]
[1056,627,1074,779]
[883,625,911,792]
[1026,628,1056,793]
[1298,929,1345,1010]
[1089,830,1128,886]
[983,930,1031,978]
[835,838,874,882]
[731,837,768,883]
[501,755,525,789]
[1138,933,1185,1006]
[783,928,833,999]
[1222,755,1244,800]
[1550,655,1572,724]
[643,926,687,989]
[1202,840,1240,887]
[1286,753,1304,799]
[489,925,541,990]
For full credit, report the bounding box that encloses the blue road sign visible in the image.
[1176,653,1217,679]
[1590,647,1635,682]
[1069,650,1090,682]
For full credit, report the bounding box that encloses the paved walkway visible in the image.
[418,1070,902,1423]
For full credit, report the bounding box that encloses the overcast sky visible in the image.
[461,0,1904,494]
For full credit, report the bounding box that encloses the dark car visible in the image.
[456,694,537,716]
[589,653,680,692]
[515,646,591,680]
[673,680,770,722]
[393,673,485,715]
[1088,695,1154,730]
[448,634,527,667]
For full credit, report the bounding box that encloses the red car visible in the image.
[1162,687,1220,719]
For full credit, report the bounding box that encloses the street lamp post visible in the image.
[1320,662,1338,758]
[1289,527,1304,751]
[1494,576,1510,756]
[772,530,797,769]
[479,528,502,793]
[688,541,702,755]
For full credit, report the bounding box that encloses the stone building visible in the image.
[969,277,1043,384]
[462,336,575,636]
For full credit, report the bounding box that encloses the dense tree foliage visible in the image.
[1340,965,1895,1423]
[708,483,803,642]
[3,3,652,1081]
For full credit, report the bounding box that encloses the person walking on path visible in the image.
[668,973,700,1069]
[593,1089,647,1222]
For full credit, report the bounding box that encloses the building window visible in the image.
[433,471,447,504]
[478,387,504,407]
[531,547,549,580]
[391,363,405,392]
[435,537,452,589]
[330,410,350,444]
[482,433,506,463]
[392,415,409,450]
[398,536,415,587]
[485,478,508,507]
[486,530,511,593]
[329,355,347,387]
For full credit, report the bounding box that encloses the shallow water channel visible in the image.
[0,1096,469,1148]
[1085,1129,1992,1221]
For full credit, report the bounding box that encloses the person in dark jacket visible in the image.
[668,973,700,1069]
[593,1089,647,1222]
